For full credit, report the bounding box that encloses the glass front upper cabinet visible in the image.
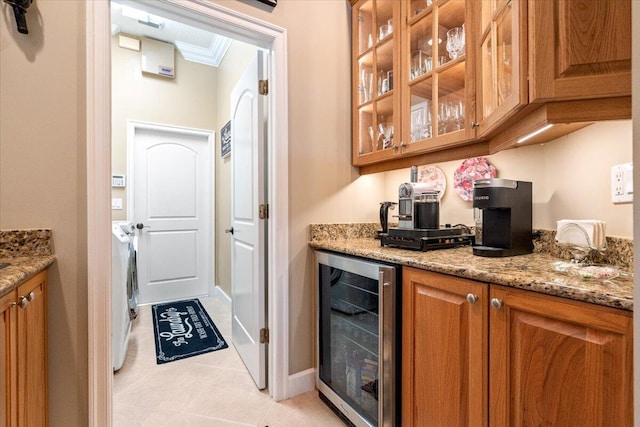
[352,0,401,166]
[476,0,527,137]
[401,0,475,157]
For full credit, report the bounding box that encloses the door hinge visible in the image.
[259,79,268,95]
[260,327,269,344]
[259,203,269,220]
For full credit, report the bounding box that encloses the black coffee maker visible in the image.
[472,178,533,257]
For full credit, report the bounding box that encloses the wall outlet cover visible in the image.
[611,163,633,204]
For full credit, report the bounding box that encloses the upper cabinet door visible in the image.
[528,0,631,102]
[352,0,402,166]
[476,0,528,138]
[400,0,476,157]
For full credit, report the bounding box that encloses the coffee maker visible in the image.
[472,178,533,257]
[380,166,474,251]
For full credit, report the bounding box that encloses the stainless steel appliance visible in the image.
[316,251,400,427]
[380,168,474,251]
[397,182,434,229]
[472,178,533,257]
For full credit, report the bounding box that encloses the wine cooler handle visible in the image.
[378,268,395,427]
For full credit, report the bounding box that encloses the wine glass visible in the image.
[446,26,465,60]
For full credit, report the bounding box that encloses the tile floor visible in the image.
[113,295,345,427]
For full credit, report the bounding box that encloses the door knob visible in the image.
[136,223,151,230]
[225,227,234,235]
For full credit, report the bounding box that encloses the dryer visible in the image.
[112,222,138,371]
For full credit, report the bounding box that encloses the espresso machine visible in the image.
[472,178,533,257]
[380,166,473,251]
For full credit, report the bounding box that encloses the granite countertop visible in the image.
[0,255,56,298]
[0,229,56,298]
[309,238,633,311]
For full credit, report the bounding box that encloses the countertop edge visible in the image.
[309,240,633,312]
[0,256,56,298]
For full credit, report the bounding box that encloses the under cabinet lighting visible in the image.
[517,124,554,144]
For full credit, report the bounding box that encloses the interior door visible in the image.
[131,123,212,305]
[230,51,267,389]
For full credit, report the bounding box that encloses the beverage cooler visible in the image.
[315,251,400,427]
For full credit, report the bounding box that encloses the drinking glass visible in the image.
[438,102,449,135]
[368,126,375,151]
[446,26,465,59]
[377,124,394,149]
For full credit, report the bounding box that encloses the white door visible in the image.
[131,123,213,305]
[230,52,267,389]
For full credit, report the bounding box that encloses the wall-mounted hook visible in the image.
[4,0,32,34]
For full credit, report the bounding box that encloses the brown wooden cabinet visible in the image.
[0,271,48,427]
[402,267,633,426]
[1,291,17,427]
[490,284,633,427]
[351,0,489,174]
[528,0,631,103]
[402,267,488,426]
[350,0,632,173]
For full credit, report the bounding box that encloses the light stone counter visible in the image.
[309,225,633,311]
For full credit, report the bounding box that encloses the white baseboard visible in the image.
[214,285,231,307]
[288,368,315,398]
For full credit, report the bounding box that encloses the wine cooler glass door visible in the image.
[316,251,396,427]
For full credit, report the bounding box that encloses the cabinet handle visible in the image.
[400,141,407,147]
[466,293,478,304]
[19,296,28,308]
[471,121,480,129]
[490,298,503,310]
[28,291,35,302]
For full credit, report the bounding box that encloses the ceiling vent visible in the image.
[141,37,175,78]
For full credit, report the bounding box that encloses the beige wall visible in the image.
[0,3,635,426]
[382,120,633,238]
[111,35,218,220]
[214,41,257,296]
[0,1,88,426]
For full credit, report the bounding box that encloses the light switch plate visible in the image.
[611,163,633,204]
[112,198,123,210]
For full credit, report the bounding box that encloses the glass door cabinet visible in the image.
[400,0,476,157]
[352,0,401,166]
[476,0,527,137]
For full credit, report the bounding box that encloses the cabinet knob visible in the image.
[19,296,28,308]
[471,121,480,129]
[400,141,407,147]
[466,293,478,304]
[490,298,503,310]
[28,291,35,302]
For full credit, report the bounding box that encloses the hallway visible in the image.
[113,296,344,426]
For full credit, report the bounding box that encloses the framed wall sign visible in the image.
[221,121,231,158]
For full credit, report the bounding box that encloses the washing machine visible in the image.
[112,222,139,371]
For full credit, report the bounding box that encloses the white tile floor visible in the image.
[113,296,345,427]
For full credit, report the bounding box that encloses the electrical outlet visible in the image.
[611,163,633,204]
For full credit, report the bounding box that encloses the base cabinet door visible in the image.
[16,272,48,427]
[489,285,633,427]
[1,293,17,427]
[402,267,488,427]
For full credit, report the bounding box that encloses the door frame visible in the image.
[86,1,290,425]
[126,120,215,303]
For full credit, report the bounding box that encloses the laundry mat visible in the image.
[152,298,228,364]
